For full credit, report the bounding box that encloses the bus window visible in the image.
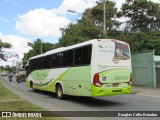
[52,54,57,68]
[52,53,61,68]
[75,47,83,65]
[30,59,36,71]
[44,55,52,69]
[82,45,91,65]
[61,50,73,67]
[68,50,73,66]
[74,45,92,66]
[36,57,43,69]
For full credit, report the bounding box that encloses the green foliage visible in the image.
[0,65,13,72]
[115,32,160,54]
[0,40,12,49]
[0,40,12,61]
[58,0,120,47]
[91,1,119,34]
[117,0,160,54]
[59,21,102,47]
[120,0,160,32]
[22,39,55,67]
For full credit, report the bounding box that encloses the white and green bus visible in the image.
[25,39,132,99]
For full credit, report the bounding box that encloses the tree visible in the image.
[0,66,4,70]
[118,32,154,51]
[0,39,12,61]
[90,0,120,36]
[59,21,102,47]
[59,0,120,47]
[119,0,160,32]
[0,40,11,49]
[22,39,55,67]
[115,0,160,55]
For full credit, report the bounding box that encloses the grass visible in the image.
[0,101,45,111]
[0,81,20,100]
[0,80,68,120]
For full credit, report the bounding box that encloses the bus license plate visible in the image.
[112,83,119,87]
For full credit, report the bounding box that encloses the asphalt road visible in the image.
[1,76,160,120]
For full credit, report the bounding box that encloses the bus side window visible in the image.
[52,54,57,68]
[30,59,36,71]
[36,58,43,69]
[56,53,61,67]
[82,45,91,65]
[74,45,92,66]
[61,50,73,67]
[68,50,73,66]
[52,53,61,68]
[48,55,52,68]
[75,47,83,65]
[61,51,68,67]
[44,55,52,69]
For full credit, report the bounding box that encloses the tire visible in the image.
[56,84,65,100]
[30,82,36,92]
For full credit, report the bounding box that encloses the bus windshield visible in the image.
[98,40,130,65]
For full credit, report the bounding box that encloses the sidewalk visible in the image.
[132,85,160,98]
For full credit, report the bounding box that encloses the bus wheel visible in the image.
[30,82,36,92]
[56,84,64,100]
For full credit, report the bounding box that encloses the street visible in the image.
[1,76,160,120]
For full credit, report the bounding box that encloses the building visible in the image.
[132,51,160,88]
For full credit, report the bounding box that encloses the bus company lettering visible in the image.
[99,44,114,49]
[100,50,114,53]
[113,76,129,81]
[36,73,47,78]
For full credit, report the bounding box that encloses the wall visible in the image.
[131,51,155,87]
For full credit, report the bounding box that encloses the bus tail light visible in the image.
[93,73,103,87]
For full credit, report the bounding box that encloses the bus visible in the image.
[25,39,132,99]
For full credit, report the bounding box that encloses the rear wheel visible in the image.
[56,84,64,100]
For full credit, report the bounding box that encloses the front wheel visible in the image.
[56,84,65,100]
[30,82,37,92]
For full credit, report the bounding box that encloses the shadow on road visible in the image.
[29,89,57,99]
[65,96,124,107]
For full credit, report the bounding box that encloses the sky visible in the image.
[0,0,159,66]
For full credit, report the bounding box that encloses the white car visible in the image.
[1,72,7,76]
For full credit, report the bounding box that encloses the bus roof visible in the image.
[29,39,126,60]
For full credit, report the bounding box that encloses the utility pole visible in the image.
[41,40,42,54]
[103,0,106,38]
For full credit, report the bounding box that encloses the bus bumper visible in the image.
[91,84,132,97]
